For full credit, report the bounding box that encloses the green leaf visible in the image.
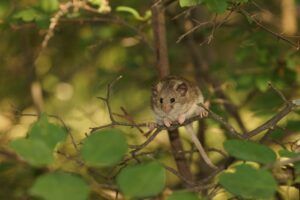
[279,149,299,158]
[255,75,269,92]
[179,0,203,7]
[269,129,285,140]
[13,8,43,22]
[30,172,90,200]
[286,120,300,132]
[117,161,166,198]
[204,0,228,13]
[167,191,201,200]
[88,0,101,6]
[224,139,276,164]
[10,138,53,167]
[28,114,67,150]
[234,0,248,3]
[80,129,128,167]
[39,0,59,13]
[116,6,151,21]
[219,164,277,199]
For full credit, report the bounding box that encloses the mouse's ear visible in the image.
[152,82,162,96]
[176,82,188,96]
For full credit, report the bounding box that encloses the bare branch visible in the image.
[41,1,73,49]
[114,107,145,134]
[265,154,300,170]
[238,8,300,50]
[243,103,296,138]
[151,1,170,78]
[177,9,234,45]
[89,75,150,134]
[129,128,163,153]
[198,103,242,138]
[163,164,195,187]
[243,83,298,138]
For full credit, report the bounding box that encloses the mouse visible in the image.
[151,75,217,169]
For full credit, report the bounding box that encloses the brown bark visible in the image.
[151,2,193,183]
[151,3,170,79]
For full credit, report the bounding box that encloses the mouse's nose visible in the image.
[162,104,172,113]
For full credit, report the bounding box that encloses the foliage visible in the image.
[116,161,166,198]
[167,191,202,200]
[223,139,277,164]
[30,172,90,200]
[0,0,300,199]
[10,138,53,166]
[219,164,277,199]
[116,6,151,21]
[80,129,128,167]
[10,114,66,167]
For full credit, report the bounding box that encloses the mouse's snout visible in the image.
[162,104,172,113]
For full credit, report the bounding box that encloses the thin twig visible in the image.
[268,82,288,103]
[238,8,300,50]
[177,8,233,44]
[163,164,195,186]
[198,103,242,138]
[243,103,296,138]
[129,128,163,152]
[177,21,211,43]
[243,83,298,138]
[117,107,144,134]
[265,154,300,169]
[56,150,83,165]
[90,75,149,133]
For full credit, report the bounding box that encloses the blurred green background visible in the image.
[0,0,300,199]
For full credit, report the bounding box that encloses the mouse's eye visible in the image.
[159,98,163,104]
[170,98,175,103]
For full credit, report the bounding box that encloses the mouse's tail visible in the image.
[185,124,217,169]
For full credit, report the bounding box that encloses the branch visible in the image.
[113,107,145,134]
[163,164,195,187]
[151,1,170,78]
[41,1,73,49]
[92,78,298,161]
[89,76,148,134]
[264,154,300,170]
[0,149,27,164]
[174,15,248,133]
[238,8,300,50]
[243,102,296,138]
[177,10,234,44]
[152,0,194,183]
[199,103,242,138]
[129,128,163,153]
[243,83,298,138]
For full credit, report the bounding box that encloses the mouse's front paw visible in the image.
[198,108,208,118]
[163,118,172,127]
[177,114,186,124]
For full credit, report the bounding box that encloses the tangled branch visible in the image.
[41,0,111,50]
[89,77,299,169]
[89,75,148,134]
